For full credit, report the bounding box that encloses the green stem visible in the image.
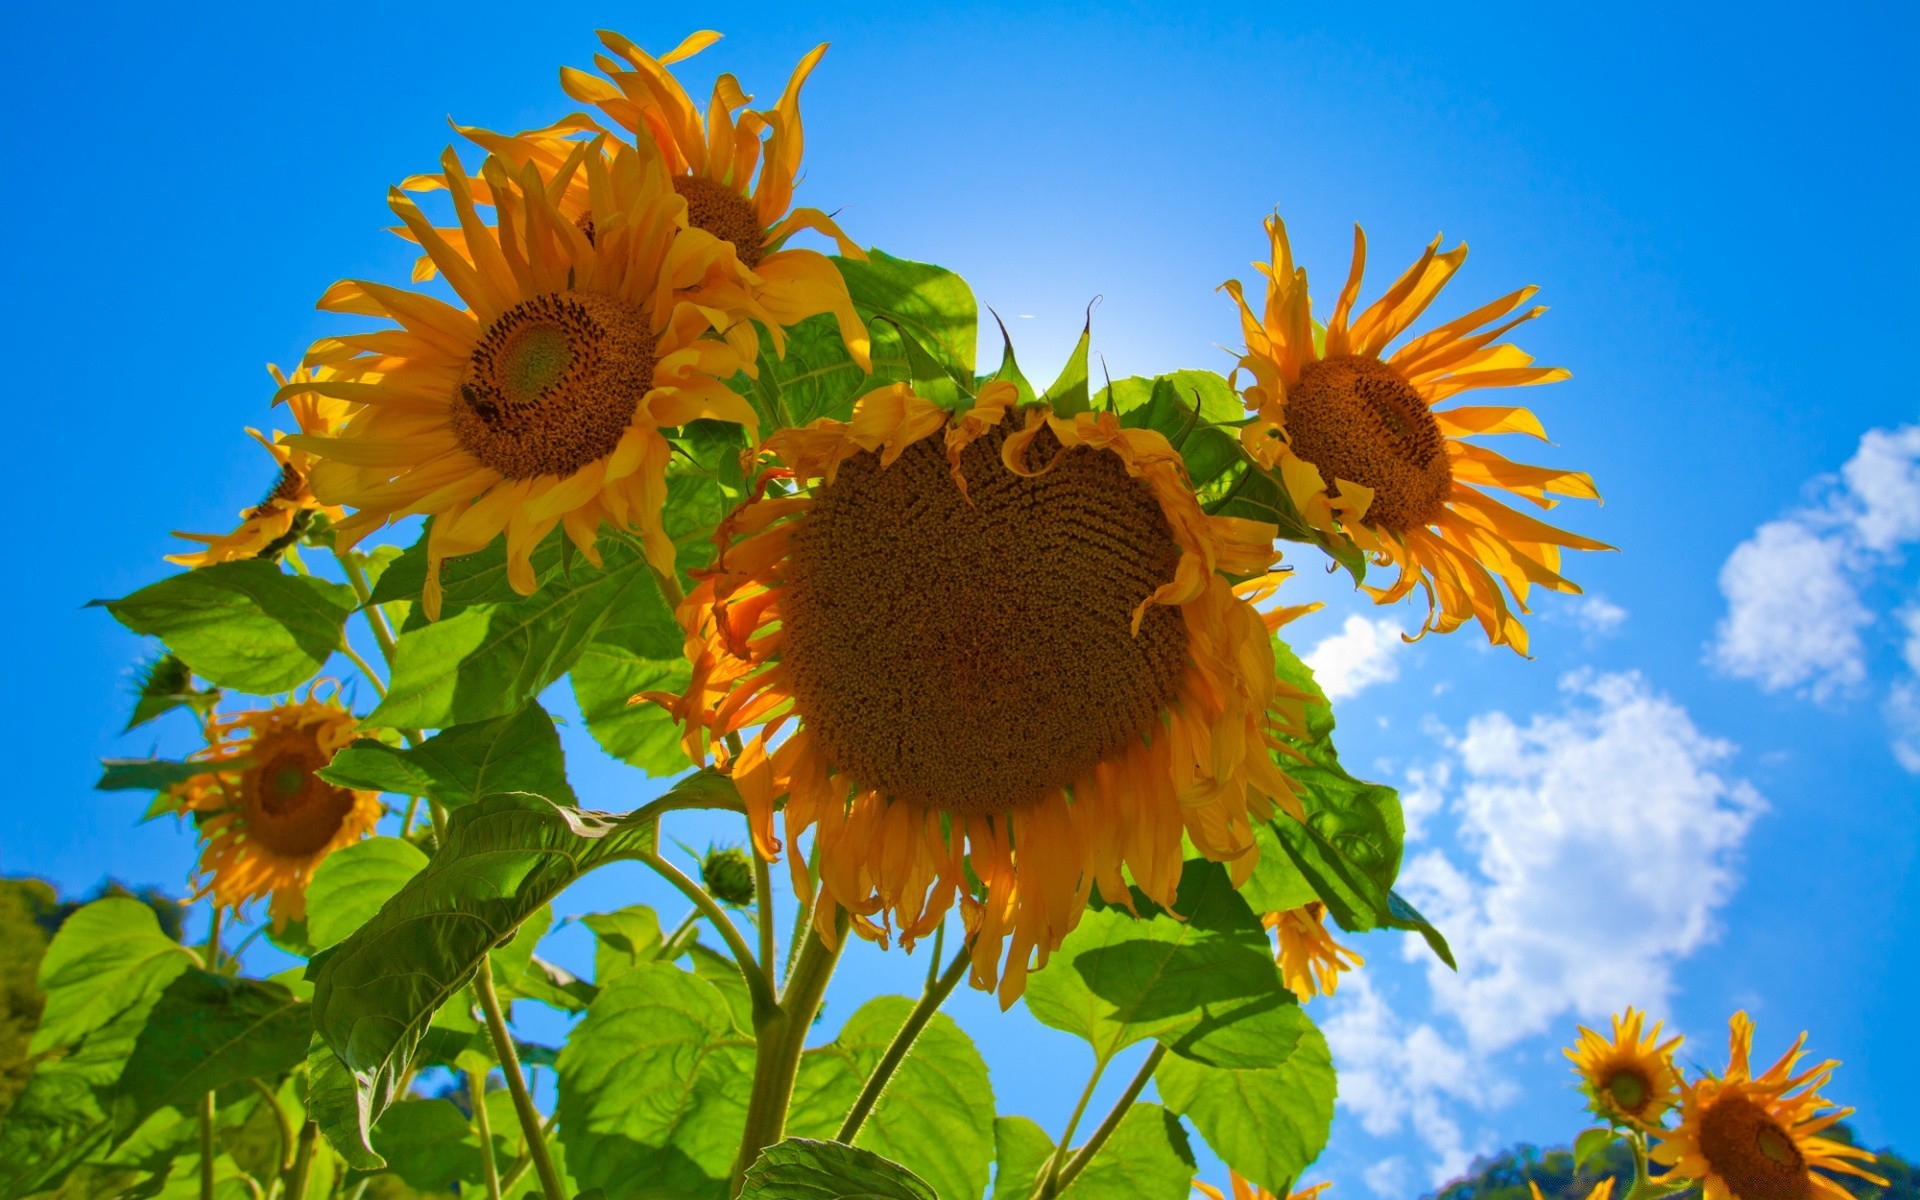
[283,1121,317,1200]
[641,848,776,1017]
[336,640,387,697]
[199,1091,216,1200]
[784,841,821,983]
[659,909,701,960]
[731,907,848,1195]
[1048,1045,1166,1197]
[836,940,972,1144]
[337,549,400,665]
[498,1113,560,1197]
[203,906,225,973]
[474,958,567,1200]
[754,850,776,996]
[469,1068,503,1200]
[1029,1061,1108,1200]
[924,920,946,994]
[399,795,422,838]
[245,1078,294,1175]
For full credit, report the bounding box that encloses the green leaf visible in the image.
[740,1139,938,1200]
[556,963,754,1199]
[116,970,309,1129]
[789,997,995,1200]
[836,251,977,379]
[321,702,577,808]
[687,942,754,1034]
[989,1116,1053,1200]
[1574,1126,1615,1171]
[1107,373,1245,497]
[370,524,566,615]
[748,312,873,433]
[95,561,356,693]
[581,905,663,985]
[1042,310,1093,418]
[369,1098,485,1192]
[304,1037,383,1171]
[304,837,430,953]
[365,538,656,730]
[123,653,215,733]
[94,759,217,794]
[308,792,665,1152]
[1156,1010,1334,1194]
[516,955,597,1013]
[30,899,193,1055]
[570,563,692,778]
[1022,860,1284,1064]
[1057,1105,1194,1200]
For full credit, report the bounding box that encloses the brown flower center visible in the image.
[674,176,766,269]
[241,733,355,858]
[780,424,1189,815]
[1698,1093,1811,1200]
[452,291,655,480]
[1287,355,1451,531]
[1604,1066,1652,1116]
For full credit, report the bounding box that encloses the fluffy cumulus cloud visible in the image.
[1324,673,1761,1186]
[1305,615,1406,701]
[1888,607,1920,771]
[1572,594,1629,635]
[1710,426,1920,766]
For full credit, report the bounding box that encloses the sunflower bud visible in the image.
[701,845,756,907]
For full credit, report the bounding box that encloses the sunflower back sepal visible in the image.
[1040,306,1094,418]
[981,308,1038,405]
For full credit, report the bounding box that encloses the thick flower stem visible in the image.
[836,941,973,1144]
[283,1122,317,1200]
[730,907,849,1195]
[1046,1044,1166,1197]
[754,850,777,996]
[198,1091,215,1200]
[470,1068,503,1200]
[474,960,567,1200]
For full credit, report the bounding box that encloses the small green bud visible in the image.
[701,845,757,907]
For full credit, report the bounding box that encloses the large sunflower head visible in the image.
[171,690,383,925]
[1194,1172,1330,1200]
[168,365,349,568]
[405,31,870,370]
[1564,1007,1683,1127]
[1651,1013,1885,1200]
[1264,901,1363,1001]
[288,140,758,617]
[653,383,1318,1005]
[1224,216,1611,654]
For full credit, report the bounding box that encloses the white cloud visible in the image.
[1711,520,1872,698]
[1710,425,1920,717]
[1361,1157,1411,1198]
[1572,594,1629,635]
[1306,615,1406,701]
[1888,683,1920,774]
[1400,671,1763,1051]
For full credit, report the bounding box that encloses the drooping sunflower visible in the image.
[1224,217,1611,654]
[405,30,868,369]
[289,140,755,617]
[168,366,349,568]
[170,690,383,925]
[1265,901,1363,1001]
[1194,1172,1331,1200]
[1652,1012,1885,1200]
[1564,1007,1683,1127]
[655,383,1319,1004]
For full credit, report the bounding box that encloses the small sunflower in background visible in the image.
[654,383,1319,1004]
[1652,1012,1884,1200]
[406,29,869,369]
[1265,901,1363,1001]
[1565,1007,1683,1127]
[171,689,382,926]
[289,140,755,616]
[168,366,348,568]
[1224,217,1610,654]
[1528,1180,1615,1200]
[1194,1171,1331,1200]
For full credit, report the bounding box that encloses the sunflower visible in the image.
[288,139,755,617]
[1564,1007,1683,1127]
[170,690,383,925]
[1194,1172,1330,1200]
[1652,1012,1885,1200]
[1528,1181,1614,1200]
[653,383,1319,1004]
[405,30,869,370]
[1224,217,1611,654]
[168,366,349,567]
[1265,901,1362,1001]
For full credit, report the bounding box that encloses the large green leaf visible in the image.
[322,702,577,808]
[836,251,977,380]
[581,905,663,986]
[30,899,193,1055]
[96,561,356,693]
[568,551,691,777]
[308,791,671,1157]
[303,836,430,953]
[989,1116,1053,1200]
[368,1098,484,1192]
[740,1139,938,1200]
[747,311,876,432]
[555,963,754,1199]
[94,759,216,794]
[115,970,309,1129]
[788,997,995,1200]
[1022,860,1283,1064]
[1059,1105,1195,1200]
[1156,1006,1335,1193]
[364,538,656,730]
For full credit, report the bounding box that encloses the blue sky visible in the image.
[3,2,1917,1195]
